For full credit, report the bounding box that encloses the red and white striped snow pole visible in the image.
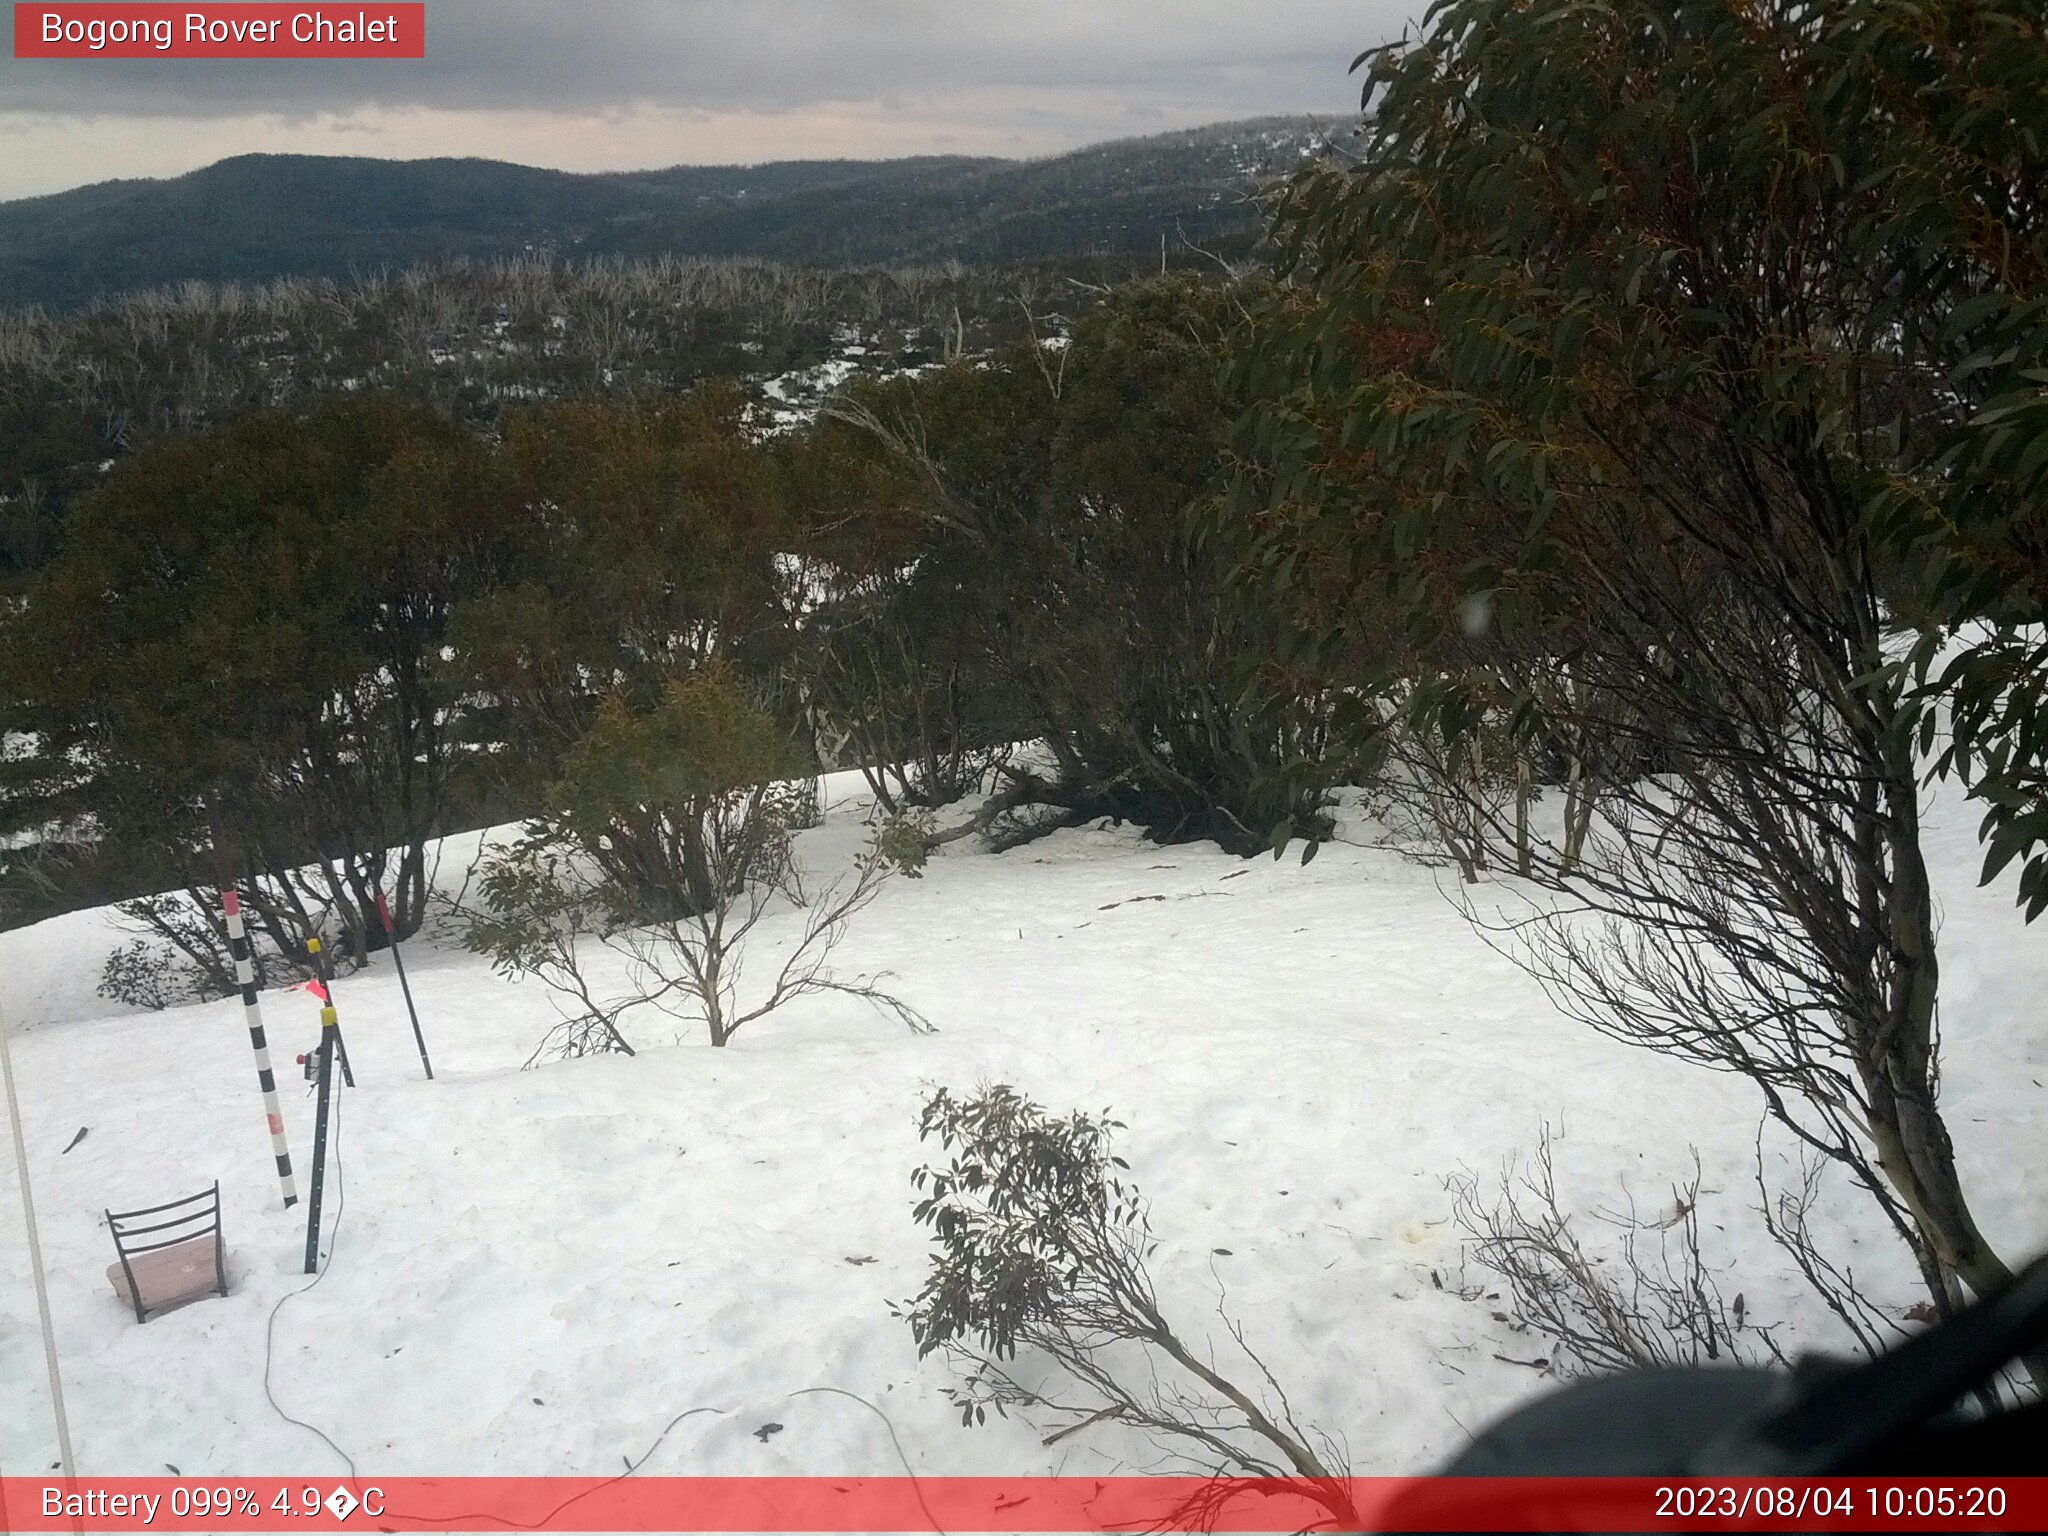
[222,888,298,1208]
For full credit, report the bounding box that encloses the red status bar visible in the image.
[2,1475,2043,1532]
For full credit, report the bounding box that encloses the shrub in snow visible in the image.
[867,812,932,878]
[96,939,189,1011]
[466,662,927,1052]
[466,836,638,1062]
[774,496,1013,816]
[1448,1131,1784,1376]
[905,1085,1354,1525]
[98,892,301,1005]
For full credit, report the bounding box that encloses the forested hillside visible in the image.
[0,118,1325,309]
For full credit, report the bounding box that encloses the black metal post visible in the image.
[333,1016,356,1089]
[301,947,338,1275]
[379,892,433,1080]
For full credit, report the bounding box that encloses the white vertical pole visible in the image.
[0,986,79,1485]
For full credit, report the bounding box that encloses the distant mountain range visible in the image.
[0,116,1341,310]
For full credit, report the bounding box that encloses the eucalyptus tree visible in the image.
[1240,0,2048,1348]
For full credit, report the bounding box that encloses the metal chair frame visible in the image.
[105,1181,227,1324]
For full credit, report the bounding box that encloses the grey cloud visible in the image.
[0,1,1409,121]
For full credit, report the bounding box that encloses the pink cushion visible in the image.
[107,1234,221,1313]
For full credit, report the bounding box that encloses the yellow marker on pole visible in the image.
[311,943,338,1029]
[303,936,354,1088]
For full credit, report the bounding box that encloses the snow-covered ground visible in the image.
[755,351,946,434]
[2,775,2043,1482]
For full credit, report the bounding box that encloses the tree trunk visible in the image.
[1564,761,1597,872]
[1867,701,2041,1389]
[1514,753,1533,878]
[1468,733,1488,873]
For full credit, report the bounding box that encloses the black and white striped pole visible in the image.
[221,887,298,1209]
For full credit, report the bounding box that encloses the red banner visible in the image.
[1,1476,2041,1532]
[14,4,423,58]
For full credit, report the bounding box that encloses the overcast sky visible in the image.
[0,1,1418,202]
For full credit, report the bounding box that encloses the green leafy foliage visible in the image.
[557,665,800,840]
[1930,633,2048,919]
[907,1084,1141,1363]
[1242,0,2048,902]
[95,939,188,1012]
[867,814,935,879]
[454,386,787,757]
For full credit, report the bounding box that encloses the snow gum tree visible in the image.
[772,415,1014,811]
[450,385,796,914]
[2,398,509,975]
[820,277,1337,854]
[1239,0,2048,1361]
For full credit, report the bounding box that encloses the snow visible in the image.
[2,773,2044,1481]
[761,359,862,406]
[754,343,943,434]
